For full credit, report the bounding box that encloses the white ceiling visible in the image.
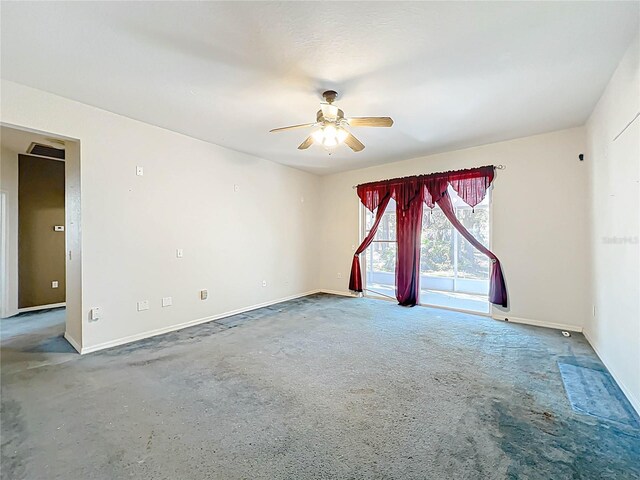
[1,2,638,175]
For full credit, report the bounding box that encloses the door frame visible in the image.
[0,122,83,352]
[1,191,7,318]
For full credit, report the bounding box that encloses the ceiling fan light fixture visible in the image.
[323,124,337,139]
[312,124,349,147]
[336,128,349,143]
[311,129,325,143]
[323,135,338,148]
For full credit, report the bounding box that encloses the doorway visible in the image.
[1,124,82,352]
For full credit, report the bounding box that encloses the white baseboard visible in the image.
[491,314,583,333]
[319,289,358,297]
[80,290,322,354]
[63,332,82,354]
[582,329,640,416]
[1,308,19,319]
[18,302,66,314]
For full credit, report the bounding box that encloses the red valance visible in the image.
[356,165,495,211]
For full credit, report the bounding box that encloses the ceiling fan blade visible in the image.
[297,135,314,150]
[347,117,394,127]
[344,133,365,152]
[269,123,316,133]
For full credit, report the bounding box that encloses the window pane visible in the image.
[364,199,396,298]
[420,207,453,281]
[365,241,397,297]
[455,207,490,282]
[364,198,397,241]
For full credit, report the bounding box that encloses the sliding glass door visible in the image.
[363,188,490,313]
[420,187,490,313]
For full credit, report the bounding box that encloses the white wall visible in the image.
[585,34,640,413]
[1,80,321,352]
[0,146,19,317]
[319,128,590,331]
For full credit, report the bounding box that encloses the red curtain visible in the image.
[350,166,508,308]
[348,194,392,292]
[395,180,424,306]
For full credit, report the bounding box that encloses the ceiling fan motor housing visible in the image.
[322,90,338,103]
[317,108,344,123]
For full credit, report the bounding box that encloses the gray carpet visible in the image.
[1,294,639,479]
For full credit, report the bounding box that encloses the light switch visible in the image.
[54,225,64,232]
[51,281,59,288]
[90,307,101,320]
[162,297,172,307]
[136,166,144,176]
[200,289,208,300]
[176,249,184,258]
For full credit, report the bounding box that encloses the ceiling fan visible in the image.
[269,90,393,152]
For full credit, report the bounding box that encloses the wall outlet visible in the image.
[136,166,144,176]
[90,307,101,320]
[200,289,208,300]
[137,300,149,311]
[176,248,184,258]
[51,281,59,288]
[233,184,240,192]
[262,280,267,287]
[162,297,172,307]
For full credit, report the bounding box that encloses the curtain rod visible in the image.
[351,164,506,189]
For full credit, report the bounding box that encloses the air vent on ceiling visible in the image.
[27,142,65,160]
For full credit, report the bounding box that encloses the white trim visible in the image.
[0,191,8,318]
[491,313,583,332]
[22,152,66,162]
[79,290,322,354]
[63,331,82,354]
[582,329,640,416]
[319,289,358,297]
[421,301,490,317]
[18,302,66,314]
